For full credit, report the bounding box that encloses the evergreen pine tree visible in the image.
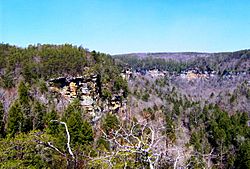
[67,111,93,145]
[0,101,5,137]
[18,81,29,105]
[102,114,119,134]
[18,81,32,132]
[81,120,94,144]
[32,101,46,130]
[7,101,23,137]
[46,109,58,135]
[62,99,82,121]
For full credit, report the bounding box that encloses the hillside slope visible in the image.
[0,44,249,169]
[114,49,250,73]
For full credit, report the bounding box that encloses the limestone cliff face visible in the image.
[48,74,127,122]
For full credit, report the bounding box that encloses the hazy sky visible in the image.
[1,0,250,54]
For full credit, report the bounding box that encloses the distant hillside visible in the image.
[113,49,250,73]
[114,52,214,61]
[0,44,249,169]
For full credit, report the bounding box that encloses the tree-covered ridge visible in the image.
[1,76,249,168]
[113,49,250,73]
[0,43,128,97]
[0,44,86,86]
[0,43,249,168]
[0,43,129,168]
[126,71,250,168]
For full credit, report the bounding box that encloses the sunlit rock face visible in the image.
[48,75,127,122]
[48,75,99,109]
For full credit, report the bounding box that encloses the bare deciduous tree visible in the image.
[87,120,168,168]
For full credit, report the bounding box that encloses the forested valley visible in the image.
[0,44,249,169]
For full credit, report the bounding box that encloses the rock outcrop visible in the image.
[48,74,127,122]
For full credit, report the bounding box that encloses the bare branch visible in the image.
[51,120,75,159]
[173,146,181,169]
[36,139,66,157]
[97,121,168,169]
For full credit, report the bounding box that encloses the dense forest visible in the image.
[0,44,129,168]
[125,71,250,169]
[0,44,249,168]
[113,50,250,73]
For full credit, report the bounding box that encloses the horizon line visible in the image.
[1,42,249,55]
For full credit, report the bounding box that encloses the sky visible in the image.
[1,0,250,54]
